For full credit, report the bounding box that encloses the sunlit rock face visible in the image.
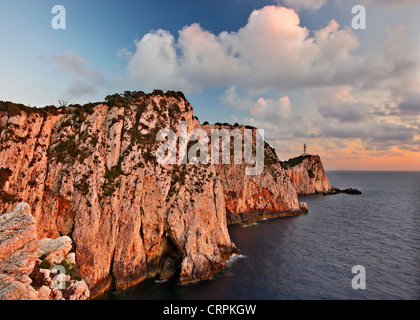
[284,155,330,195]
[0,91,308,296]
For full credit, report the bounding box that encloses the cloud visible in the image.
[120,6,363,94]
[364,0,420,6]
[116,47,133,59]
[322,120,415,144]
[125,29,186,92]
[282,0,327,12]
[280,0,420,12]
[48,50,108,100]
[308,25,420,153]
[178,24,249,87]
[66,79,98,98]
[221,86,310,141]
[119,5,419,158]
[362,26,419,93]
[250,96,292,122]
[237,95,315,142]
[318,101,369,123]
[50,50,105,85]
[318,109,418,153]
[221,86,254,110]
[124,25,248,92]
[398,90,420,116]
[312,87,371,123]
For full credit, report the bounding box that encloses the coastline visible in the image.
[226,207,309,226]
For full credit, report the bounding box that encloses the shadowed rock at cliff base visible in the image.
[0,91,308,295]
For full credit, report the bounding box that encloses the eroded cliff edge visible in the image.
[283,155,330,195]
[0,91,308,297]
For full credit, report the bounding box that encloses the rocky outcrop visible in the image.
[0,202,89,300]
[0,275,38,300]
[0,202,38,299]
[198,125,303,225]
[38,236,72,266]
[283,155,330,195]
[323,186,362,195]
[0,91,305,297]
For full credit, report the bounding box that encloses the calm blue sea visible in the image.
[101,171,420,300]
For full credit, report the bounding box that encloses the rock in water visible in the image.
[323,187,362,195]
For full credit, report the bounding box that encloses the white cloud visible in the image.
[118,5,419,156]
[125,29,186,92]
[250,96,292,122]
[178,24,249,87]
[121,5,363,94]
[280,0,420,12]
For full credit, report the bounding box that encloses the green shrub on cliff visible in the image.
[105,93,129,108]
[102,161,125,197]
[0,101,28,116]
[40,259,51,270]
[281,155,310,169]
[49,136,82,163]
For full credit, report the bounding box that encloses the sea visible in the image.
[100,171,420,300]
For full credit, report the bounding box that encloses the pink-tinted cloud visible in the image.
[250,97,292,122]
[122,5,362,93]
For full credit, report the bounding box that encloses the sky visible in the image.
[0,0,419,170]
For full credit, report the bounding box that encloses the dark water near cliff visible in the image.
[101,171,420,300]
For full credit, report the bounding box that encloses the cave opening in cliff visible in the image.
[147,235,183,282]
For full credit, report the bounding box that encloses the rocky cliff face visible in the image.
[0,202,38,299]
[283,155,330,195]
[0,91,305,297]
[0,202,89,300]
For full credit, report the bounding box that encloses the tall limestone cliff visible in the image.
[283,155,330,195]
[0,91,305,297]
